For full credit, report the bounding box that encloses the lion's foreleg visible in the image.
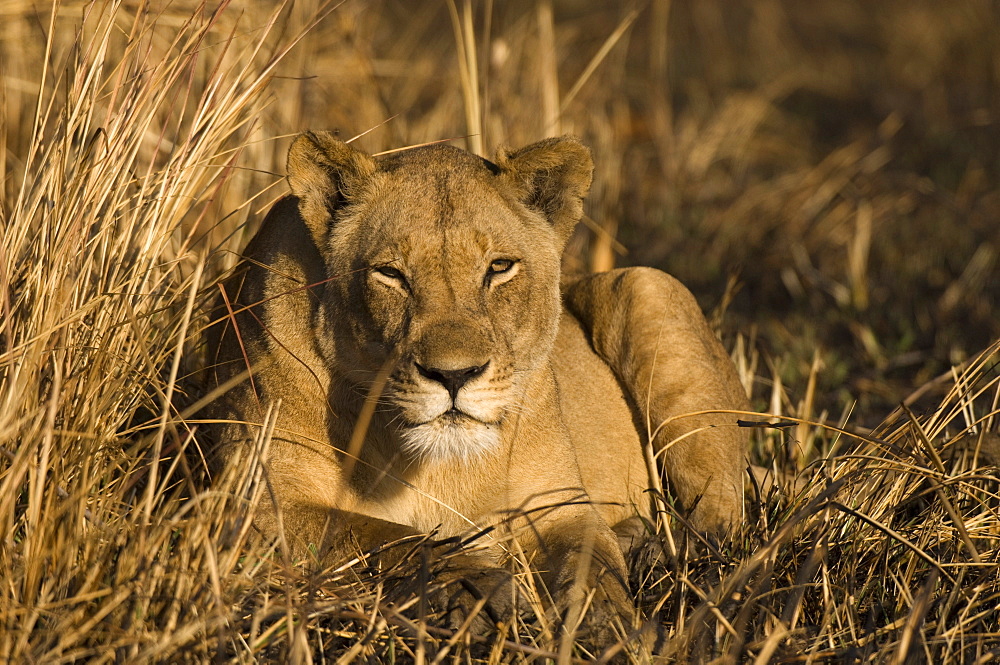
[513,501,640,651]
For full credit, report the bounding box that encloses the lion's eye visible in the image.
[375,265,404,280]
[488,259,515,275]
[485,258,518,287]
[372,264,408,290]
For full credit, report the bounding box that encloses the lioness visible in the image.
[208,132,748,647]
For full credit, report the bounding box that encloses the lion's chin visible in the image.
[399,415,501,462]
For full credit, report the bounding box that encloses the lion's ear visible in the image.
[495,136,594,244]
[287,131,377,243]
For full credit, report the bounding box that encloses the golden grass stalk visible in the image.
[0,1,329,661]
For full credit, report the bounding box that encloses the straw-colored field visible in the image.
[2,1,998,662]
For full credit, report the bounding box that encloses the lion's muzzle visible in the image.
[415,360,489,400]
[393,354,509,460]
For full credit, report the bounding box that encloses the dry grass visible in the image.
[1,0,998,662]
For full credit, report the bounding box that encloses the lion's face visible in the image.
[326,155,563,460]
[287,135,593,460]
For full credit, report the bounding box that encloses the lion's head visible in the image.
[285,133,593,460]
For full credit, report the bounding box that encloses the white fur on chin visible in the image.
[400,417,501,462]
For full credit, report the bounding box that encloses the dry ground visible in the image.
[1,1,998,662]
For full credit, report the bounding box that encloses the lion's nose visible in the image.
[415,361,489,400]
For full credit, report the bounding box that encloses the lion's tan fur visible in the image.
[208,133,748,642]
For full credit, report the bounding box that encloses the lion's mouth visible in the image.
[409,407,487,427]
[442,407,475,421]
[398,409,501,460]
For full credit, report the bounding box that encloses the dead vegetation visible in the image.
[1,1,997,662]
